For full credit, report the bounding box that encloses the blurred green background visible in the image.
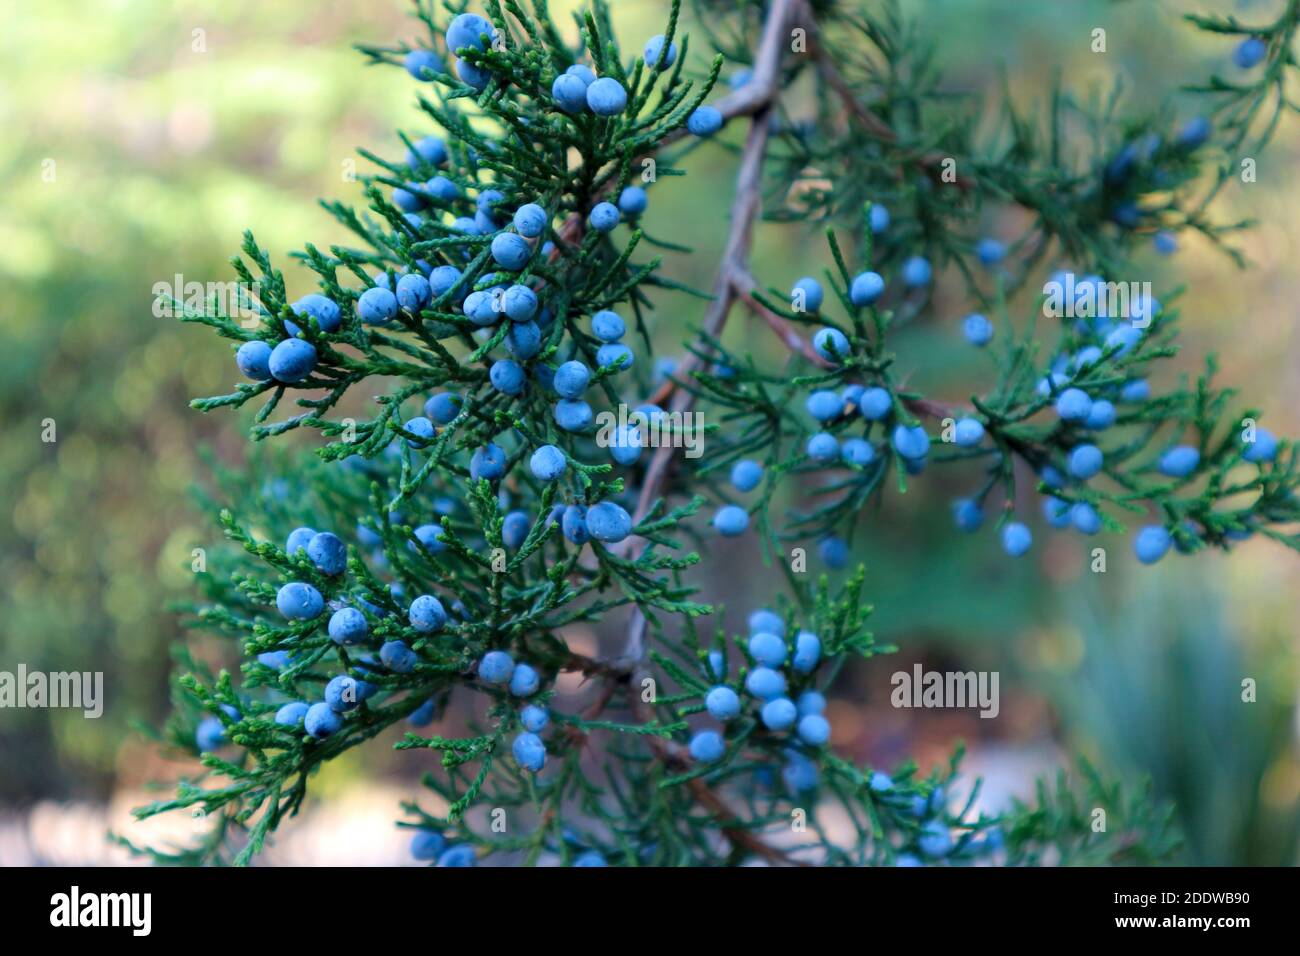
[0,0,1296,864]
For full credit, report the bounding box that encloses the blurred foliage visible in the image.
[0,0,1295,867]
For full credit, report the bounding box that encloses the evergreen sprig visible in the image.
[131,0,1300,867]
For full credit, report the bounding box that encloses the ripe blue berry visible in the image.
[503,510,530,550]
[409,594,447,632]
[258,650,292,670]
[792,631,821,673]
[479,650,515,685]
[490,233,532,270]
[869,203,890,233]
[791,276,824,312]
[591,309,626,342]
[819,536,849,568]
[305,702,342,739]
[588,201,620,232]
[196,717,227,751]
[586,77,628,115]
[745,667,787,700]
[358,286,398,325]
[424,176,460,203]
[275,701,310,727]
[307,532,347,575]
[288,528,315,556]
[512,732,547,772]
[1153,231,1178,255]
[236,340,273,380]
[783,754,819,793]
[561,504,589,543]
[1177,115,1212,148]
[291,294,342,333]
[806,389,843,422]
[470,443,507,481]
[380,640,417,673]
[438,845,477,867]
[1055,388,1092,422]
[901,256,932,287]
[813,327,850,363]
[402,416,435,447]
[554,399,593,432]
[689,730,725,763]
[797,713,831,746]
[1070,502,1101,535]
[1120,379,1150,403]
[586,501,633,543]
[805,433,839,463]
[918,820,953,858]
[429,265,465,301]
[849,271,885,306]
[1085,399,1116,430]
[510,662,540,697]
[705,686,741,721]
[329,606,368,645]
[423,393,461,428]
[1242,427,1278,463]
[713,504,750,537]
[952,498,983,533]
[574,851,606,867]
[530,444,567,481]
[277,582,324,620]
[1105,324,1142,357]
[749,609,784,636]
[725,460,761,494]
[458,288,498,325]
[618,186,647,216]
[797,690,826,716]
[325,675,365,713]
[520,705,549,733]
[513,203,547,238]
[761,697,798,731]
[748,631,787,667]
[446,13,495,53]
[596,343,634,371]
[609,425,642,466]
[1001,522,1032,557]
[1134,524,1173,564]
[892,424,929,460]
[553,360,590,398]
[858,387,892,420]
[490,358,526,395]
[1158,445,1200,478]
[1042,496,1071,529]
[687,106,723,136]
[404,48,443,81]
[393,184,426,212]
[552,73,589,113]
[953,418,985,447]
[269,338,317,383]
[1068,444,1104,480]
[1234,36,1267,69]
[411,523,447,554]
[506,321,542,359]
[976,238,1005,265]
[644,34,677,69]
[406,135,447,168]
[395,274,432,314]
[963,312,993,346]
[411,830,446,861]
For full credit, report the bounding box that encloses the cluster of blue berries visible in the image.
[688,608,829,796]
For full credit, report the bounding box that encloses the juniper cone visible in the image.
[131,0,1300,867]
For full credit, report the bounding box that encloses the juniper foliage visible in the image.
[123,0,1300,866]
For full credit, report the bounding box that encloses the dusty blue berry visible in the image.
[748,631,787,667]
[687,106,723,136]
[512,731,546,772]
[792,631,821,673]
[1068,444,1104,480]
[730,459,763,491]
[1158,445,1200,478]
[713,504,749,536]
[1001,522,1032,557]
[552,73,588,113]
[644,34,677,68]
[761,697,798,730]
[618,186,647,216]
[520,705,549,733]
[307,532,347,575]
[1134,525,1173,564]
[236,340,273,380]
[591,309,625,342]
[479,650,515,685]
[509,662,540,697]
[530,444,566,481]
[689,730,725,763]
[330,606,369,645]
[586,77,628,115]
[277,582,323,620]
[706,686,741,721]
[553,360,590,398]
[849,271,885,306]
[963,312,993,346]
[588,202,620,232]
[269,338,317,383]
[792,276,824,312]
[745,666,786,699]
[797,713,830,745]
[409,594,447,633]
[554,399,593,432]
